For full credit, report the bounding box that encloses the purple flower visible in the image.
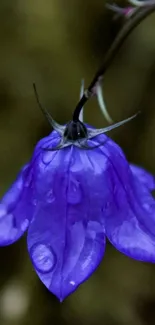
[1,124,155,301]
[1,88,155,301]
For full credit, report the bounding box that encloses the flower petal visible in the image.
[27,146,110,301]
[0,131,61,247]
[0,164,34,245]
[130,164,155,191]
[96,136,155,261]
[106,167,155,261]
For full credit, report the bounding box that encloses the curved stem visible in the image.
[72,4,155,121]
[128,0,155,7]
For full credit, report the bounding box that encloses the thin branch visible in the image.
[72,3,155,121]
[128,0,155,7]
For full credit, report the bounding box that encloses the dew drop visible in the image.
[0,204,7,219]
[25,168,33,188]
[87,221,102,239]
[105,201,110,209]
[143,203,151,211]
[42,151,52,165]
[21,219,29,232]
[46,189,55,203]
[113,185,117,194]
[67,178,82,205]
[31,243,56,273]
[32,199,37,206]
[87,221,94,229]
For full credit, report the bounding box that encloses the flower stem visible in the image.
[72,3,155,122]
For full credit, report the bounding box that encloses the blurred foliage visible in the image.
[0,0,155,324]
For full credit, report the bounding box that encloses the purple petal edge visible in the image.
[0,163,34,245]
[97,139,155,262]
[130,164,155,191]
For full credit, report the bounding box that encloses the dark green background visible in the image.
[0,1,155,324]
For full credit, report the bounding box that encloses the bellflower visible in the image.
[1,88,155,302]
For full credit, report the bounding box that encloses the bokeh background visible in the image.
[0,0,155,324]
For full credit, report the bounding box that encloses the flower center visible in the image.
[64,120,88,141]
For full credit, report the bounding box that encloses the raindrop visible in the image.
[67,178,82,205]
[30,243,56,273]
[105,201,110,209]
[42,151,53,165]
[21,219,29,232]
[0,204,7,219]
[143,203,151,211]
[113,185,117,194]
[25,168,33,188]
[46,189,55,203]
[32,198,37,206]
[87,220,102,232]
[42,145,58,165]
[87,221,102,240]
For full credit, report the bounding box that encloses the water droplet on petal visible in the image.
[21,219,29,232]
[143,203,151,211]
[67,178,82,205]
[42,152,53,165]
[25,167,33,188]
[32,199,37,206]
[113,185,117,194]
[87,221,102,239]
[46,189,55,203]
[105,201,110,209]
[31,243,56,273]
[0,204,7,219]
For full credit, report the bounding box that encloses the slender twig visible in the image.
[128,0,155,7]
[72,4,155,121]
